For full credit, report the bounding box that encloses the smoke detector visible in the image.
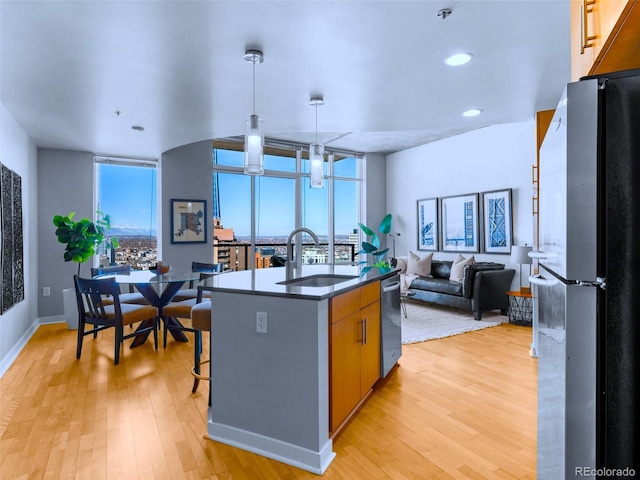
[438,8,452,19]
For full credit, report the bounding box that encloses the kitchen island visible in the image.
[200,264,400,474]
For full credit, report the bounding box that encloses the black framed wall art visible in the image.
[439,193,480,253]
[481,188,513,254]
[0,162,24,314]
[417,197,438,251]
[170,199,207,244]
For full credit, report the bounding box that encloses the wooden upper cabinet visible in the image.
[571,0,640,80]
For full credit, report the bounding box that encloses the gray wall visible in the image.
[0,103,39,376]
[37,149,94,318]
[160,140,214,267]
[364,153,389,252]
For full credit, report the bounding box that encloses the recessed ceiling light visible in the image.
[131,125,144,132]
[444,53,473,66]
[462,109,482,117]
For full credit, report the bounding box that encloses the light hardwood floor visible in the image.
[0,321,536,479]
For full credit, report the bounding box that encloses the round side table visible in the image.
[506,290,533,326]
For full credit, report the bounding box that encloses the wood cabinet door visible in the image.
[359,301,381,396]
[592,0,640,75]
[571,0,633,80]
[571,0,596,80]
[329,312,361,432]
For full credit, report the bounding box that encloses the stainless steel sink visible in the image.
[277,274,358,287]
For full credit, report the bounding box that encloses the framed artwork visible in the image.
[439,193,480,253]
[417,198,438,251]
[481,188,513,254]
[0,162,24,314]
[170,199,207,244]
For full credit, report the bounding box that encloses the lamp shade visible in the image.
[309,144,324,188]
[511,245,533,264]
[244,114,264,175]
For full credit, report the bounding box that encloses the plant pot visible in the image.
[63,287,78,330]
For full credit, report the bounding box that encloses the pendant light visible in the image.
[309,95,325,188]
[243,49,264,175]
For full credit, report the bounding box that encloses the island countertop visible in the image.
[199,264,399,300]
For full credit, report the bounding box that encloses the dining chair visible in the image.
[171,261,223,302]
[91,264,150,305]
[74,275,159,365]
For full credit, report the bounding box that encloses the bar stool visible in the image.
[190,300,211,395]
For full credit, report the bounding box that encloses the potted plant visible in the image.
[357,213,393,276]
[53,211,118,329]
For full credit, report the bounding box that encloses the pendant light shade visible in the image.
[245,114,264,174]
[309,96,325,189]
[244,49,264,175]
[309,143,324,188]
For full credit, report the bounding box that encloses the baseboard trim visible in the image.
[207,421,336,475]
[0,317,66,379]
[0,319,39,378]
[40,315,67,325]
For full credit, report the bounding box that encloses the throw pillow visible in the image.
[449,255,475,282]
[407,251,433,277]
[395,256,408,274]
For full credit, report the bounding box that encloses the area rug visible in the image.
[401,300,507,344]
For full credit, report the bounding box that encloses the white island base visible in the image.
[205,290,336,474]
[207,422,336,474]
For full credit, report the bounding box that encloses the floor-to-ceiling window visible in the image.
[212,140,362,271]
[95,156,158,269]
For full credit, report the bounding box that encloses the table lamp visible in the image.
[511,245,533,293]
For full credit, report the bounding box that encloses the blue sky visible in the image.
[98,164,157,233]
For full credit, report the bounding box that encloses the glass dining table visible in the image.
[93,268,201,348]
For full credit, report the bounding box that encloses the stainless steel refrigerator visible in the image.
[532,69,640,479]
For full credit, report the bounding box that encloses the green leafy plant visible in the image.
[53,211,118,276]
[357,213,392,276]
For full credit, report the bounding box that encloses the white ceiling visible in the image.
[0,0,571,159]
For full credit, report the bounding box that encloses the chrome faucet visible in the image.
[286,227,320,280]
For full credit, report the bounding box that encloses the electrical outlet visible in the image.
[256,312,268,333]
[43,287,51,297]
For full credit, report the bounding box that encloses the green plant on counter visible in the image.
[53,211,119,276]
[357,213,392,276]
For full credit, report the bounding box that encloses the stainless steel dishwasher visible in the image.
[380,273,402,377]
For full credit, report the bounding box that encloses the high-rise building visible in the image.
[213,218,235,270]
[348,228,359,247]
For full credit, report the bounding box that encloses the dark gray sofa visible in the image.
[405,260,515,320]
